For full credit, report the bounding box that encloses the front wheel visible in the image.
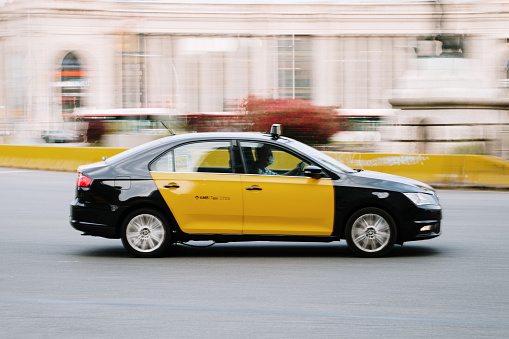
[121,208,171,258]
[345,207,396,258]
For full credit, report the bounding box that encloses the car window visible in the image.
[151,151,174,172]
[239,141,309,177]
[150,141,233,173]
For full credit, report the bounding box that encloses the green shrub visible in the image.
[449,143,487,155]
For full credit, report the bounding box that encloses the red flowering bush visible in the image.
[241,96,347,144]
[185,113,246,132]
[86,119,105,144]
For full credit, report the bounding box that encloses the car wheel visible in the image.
[345,207,396,258]
[121,208,171,258]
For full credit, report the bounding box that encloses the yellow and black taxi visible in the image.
[70,124,442,258]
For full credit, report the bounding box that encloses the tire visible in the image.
[121,208,172,258]
[345,207,397,258]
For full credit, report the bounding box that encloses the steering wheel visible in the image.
[294,161,306,176]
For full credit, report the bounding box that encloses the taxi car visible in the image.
[70,124,442,258]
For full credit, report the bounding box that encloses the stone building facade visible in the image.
[1,0,509,156]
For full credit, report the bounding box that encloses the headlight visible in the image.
[404,192,439,206]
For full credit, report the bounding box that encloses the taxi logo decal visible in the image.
[195,195,231,201]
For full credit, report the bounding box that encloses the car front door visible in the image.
[239,141,335,236]
[150,140,243,234]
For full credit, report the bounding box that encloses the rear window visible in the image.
[104,137,168,165]
[150,141,232,174]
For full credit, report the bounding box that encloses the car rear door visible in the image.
[150,140,243,234]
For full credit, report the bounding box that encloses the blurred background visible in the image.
[1,0,509,158]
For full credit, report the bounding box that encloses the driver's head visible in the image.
[255,145,274,166]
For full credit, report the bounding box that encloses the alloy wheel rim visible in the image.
[351,214,390,253]
[126,214,165,253]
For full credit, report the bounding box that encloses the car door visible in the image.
[239,141,335,236]
[150,140,243,234]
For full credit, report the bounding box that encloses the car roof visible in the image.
[161,131,284,141]
[104,131,292,166]
[139,131,292,151]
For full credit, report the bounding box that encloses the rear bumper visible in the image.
[70,201,120,239]
[70,219,118,239]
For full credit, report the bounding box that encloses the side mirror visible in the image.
[304,166,322,179]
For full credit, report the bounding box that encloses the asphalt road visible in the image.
[1,168,508,338]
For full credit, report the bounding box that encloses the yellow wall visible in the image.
[0,145,127,172]
[1,145,508,188]
[325,152,509,188]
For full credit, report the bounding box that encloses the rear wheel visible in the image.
[121,208,171,258]
[345,207,396,258]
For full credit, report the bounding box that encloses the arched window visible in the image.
[60,52,85,114]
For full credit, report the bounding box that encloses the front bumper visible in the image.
[410,220,441,240]
[398,204,442,243]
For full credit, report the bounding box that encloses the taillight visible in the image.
[77,173,93,188]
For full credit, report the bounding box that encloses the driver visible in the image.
[253,145,304,176]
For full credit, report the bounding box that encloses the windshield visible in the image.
[288,140,354,173]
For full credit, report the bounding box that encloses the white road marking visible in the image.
[0,170,33,174]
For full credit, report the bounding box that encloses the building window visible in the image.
[277,36,312,100]
[505,59,509,84]
[121,34,146,108]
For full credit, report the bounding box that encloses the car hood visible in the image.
[346,169,434,193]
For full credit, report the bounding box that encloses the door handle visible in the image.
[164,184,180,188]
[246,186,262,191]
